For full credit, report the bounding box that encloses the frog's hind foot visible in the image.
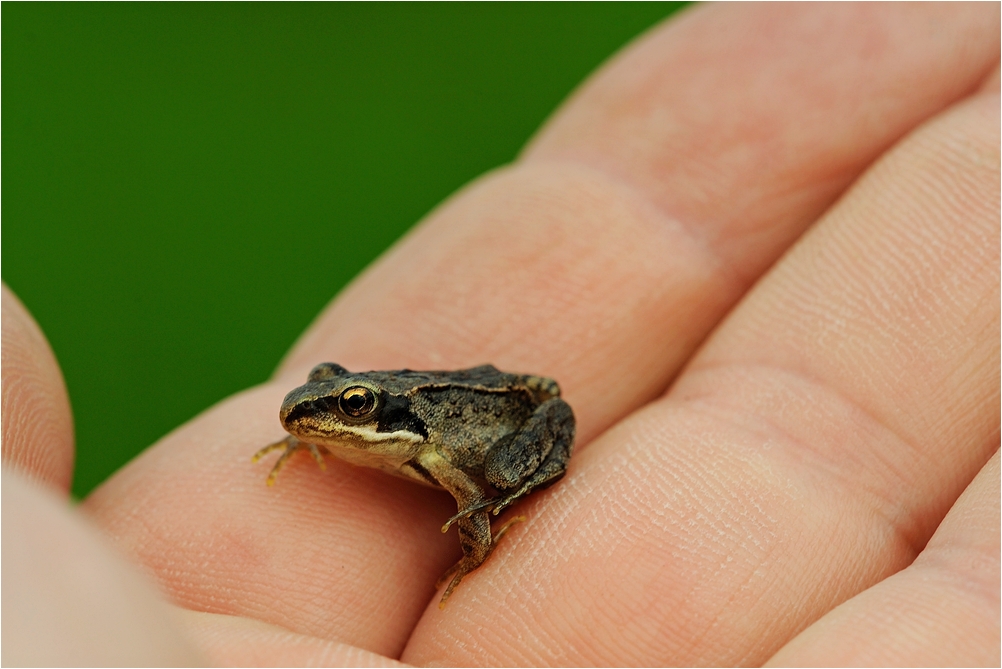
[439,484,528,525]
[487,486,534,517]
[492,514,526,543]
[252,436,327,486]
[440,493,533,532]
[440,499,500,533]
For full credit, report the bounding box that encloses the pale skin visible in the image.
[2,4,999,666]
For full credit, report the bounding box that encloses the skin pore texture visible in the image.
[3,4,999,666]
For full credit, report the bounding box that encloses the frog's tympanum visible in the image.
[253,363,575,607]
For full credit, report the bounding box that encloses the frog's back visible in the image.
[368,364,557,400]
[386,365,559,477]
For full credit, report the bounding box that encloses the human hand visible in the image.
[4,4,998,665]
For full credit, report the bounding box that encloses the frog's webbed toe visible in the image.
[252,435,328,485]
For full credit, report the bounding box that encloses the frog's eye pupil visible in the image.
[339,387,375,417]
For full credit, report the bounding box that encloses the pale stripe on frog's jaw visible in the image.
[310,429,429,472]
[288,420,426,448]
[329,422,426,444]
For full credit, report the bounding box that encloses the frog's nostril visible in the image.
[282,402,311,426]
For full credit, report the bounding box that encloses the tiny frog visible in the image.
[253,363,575,607]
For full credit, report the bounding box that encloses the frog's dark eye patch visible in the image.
[339,386,376,417]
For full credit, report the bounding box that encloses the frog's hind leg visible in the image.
[491,447,568,516]
[485,397,575,515]
[441,399,575,531]
[252,436,328,486]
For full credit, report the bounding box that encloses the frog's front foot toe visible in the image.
[436,560,477,609]
[435,560,462,590]
[252,436,327,485]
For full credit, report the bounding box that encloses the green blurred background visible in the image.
[3,3,685,498]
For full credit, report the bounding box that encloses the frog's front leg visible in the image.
[416,449,497,608]
[252,435,329,486]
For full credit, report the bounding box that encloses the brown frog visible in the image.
[253,363,575,607]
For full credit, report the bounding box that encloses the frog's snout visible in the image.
[282,380,344,428]
[278,399,295,426]
[278,387,302,425]
[279,385,331,428]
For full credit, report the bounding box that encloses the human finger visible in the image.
[177,610,407,668]
[1,284,74,492]
[1,470,202,666]
[767,451,1000,667]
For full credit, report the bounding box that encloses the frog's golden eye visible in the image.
[339,387,375,418]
